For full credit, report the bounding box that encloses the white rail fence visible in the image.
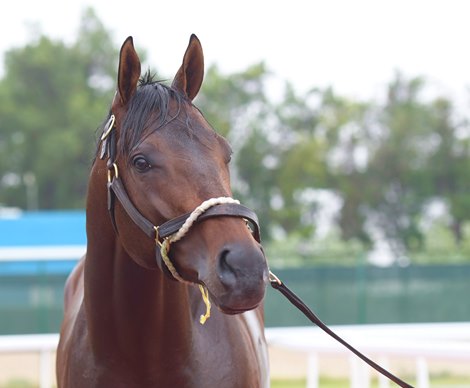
[0,322,469,388]
[266,322,470,388]
[0,333,58,388]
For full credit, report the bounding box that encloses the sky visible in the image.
[1,0,470,104]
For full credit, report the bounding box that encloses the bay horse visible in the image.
[56,35,269,387]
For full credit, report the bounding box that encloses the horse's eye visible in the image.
[132,156,151,172]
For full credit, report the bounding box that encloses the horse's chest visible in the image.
[188,310,269,388]
[62,305,269,387]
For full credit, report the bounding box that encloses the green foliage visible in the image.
[0,8,116,209]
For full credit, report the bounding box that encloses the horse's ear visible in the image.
[172,34,204,100]
[116,36,141,105]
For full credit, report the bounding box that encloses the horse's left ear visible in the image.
[116,36,141,106]
[172,34,204,100]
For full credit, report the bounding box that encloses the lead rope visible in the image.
[268,271,414,388]
[159,197,241,325]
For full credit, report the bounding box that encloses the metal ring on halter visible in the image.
[101,114,116,141]
[107,163,119,183]
[269,270,282,286]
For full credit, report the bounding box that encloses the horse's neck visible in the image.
[83,171,195,372]
[85,236,199,369]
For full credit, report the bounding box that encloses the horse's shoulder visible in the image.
[63,255,85,312]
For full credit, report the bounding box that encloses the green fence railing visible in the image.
[265,264,470,326]
[1,262,469,334]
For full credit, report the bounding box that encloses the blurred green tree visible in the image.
[364,74,430,254]
[0,8,117,209]
[315,87,373,246]
[331,73,470,255]
[427,98,470,245]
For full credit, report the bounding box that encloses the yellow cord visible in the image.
[160,239,212,325]
[198,284,211,325]
[160,239,187,283]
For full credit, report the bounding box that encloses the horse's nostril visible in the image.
[218,248,231,269]
[218,248,237,287]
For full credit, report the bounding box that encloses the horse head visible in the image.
[96,35,268,314]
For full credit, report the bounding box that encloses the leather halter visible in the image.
[99,114,261,278]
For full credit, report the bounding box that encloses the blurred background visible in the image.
[1,1,470,387]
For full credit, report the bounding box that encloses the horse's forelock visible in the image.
[120,81,188,155]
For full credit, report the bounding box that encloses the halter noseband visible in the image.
[100,114,261,279]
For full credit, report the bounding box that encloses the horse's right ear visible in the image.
[116,36,141,106]
[172,34,204,100]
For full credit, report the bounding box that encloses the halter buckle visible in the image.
[154,226,163,248]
